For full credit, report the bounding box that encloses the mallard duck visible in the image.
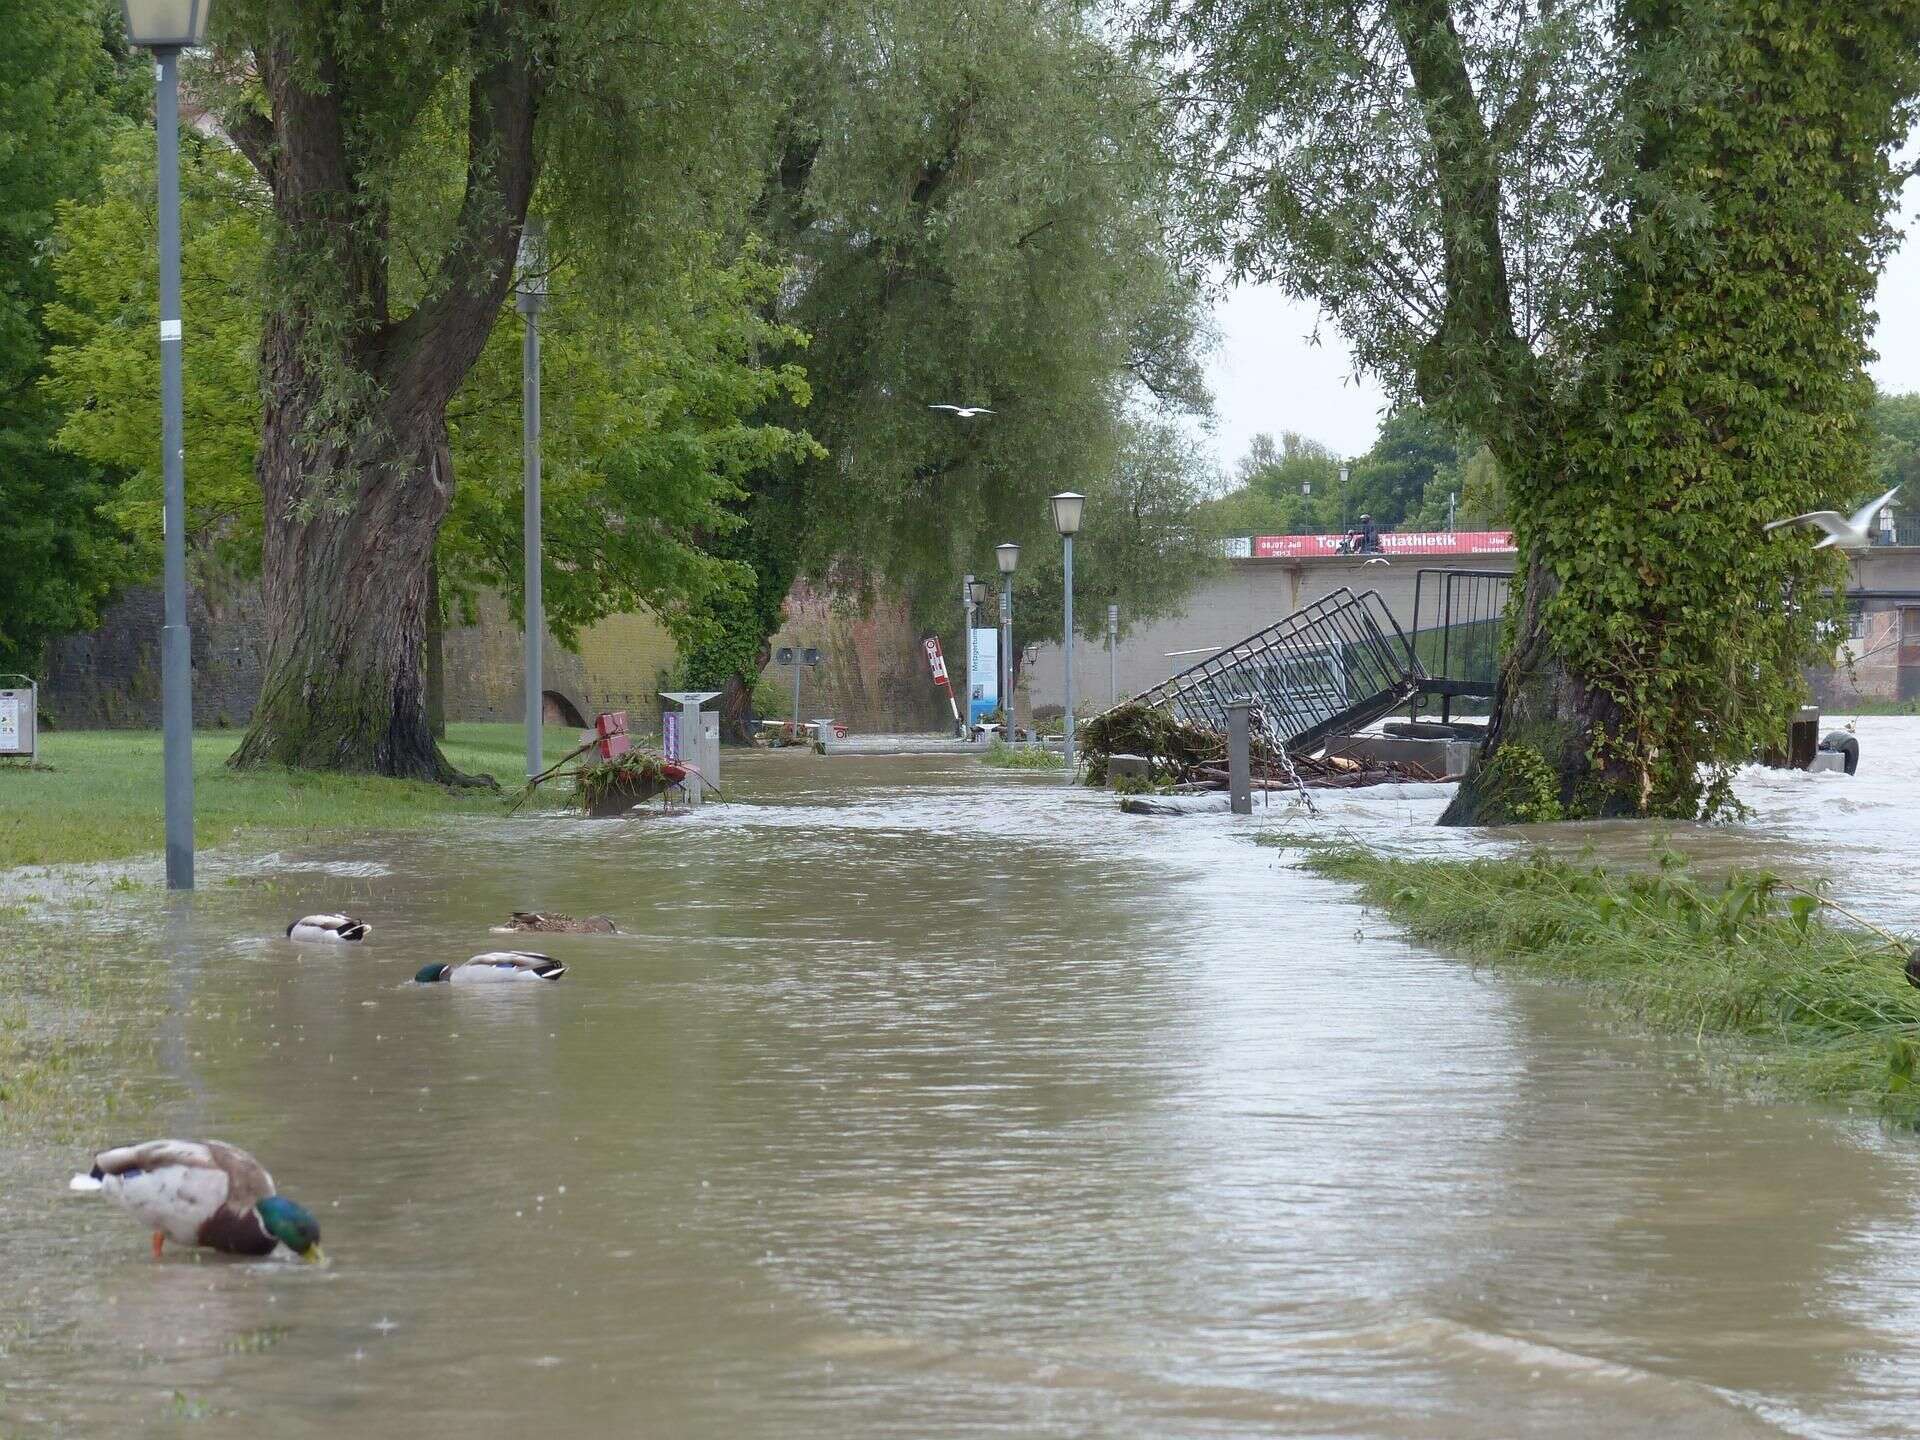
[490,911,616,934]
[69,1140,323,1263]
[414,951,567,984]
[286,914,370,943]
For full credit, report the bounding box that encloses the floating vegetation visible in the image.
[980,740,1065,770]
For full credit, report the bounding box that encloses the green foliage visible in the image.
[571,749,677,815]
[0,1,144,672]
[41,129,813,645]
[1289,842,1920,1121]
[1146,0,1920,819]
[692,0,1217,707]
[42,127,268,576]
[981,739,1066,770]
[1197,431,1337,536]
[1472,742,1563,824]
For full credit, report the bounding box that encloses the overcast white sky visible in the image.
[1200,176,1920,476]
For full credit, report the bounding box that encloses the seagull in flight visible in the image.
[1764,485,1900,551]
[1363,556,1391,566]
[929,404,995,418]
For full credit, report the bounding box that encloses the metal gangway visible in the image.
[1115,587,1426,754]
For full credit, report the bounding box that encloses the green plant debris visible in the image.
[571,748,677,813]
[981,740,1066,770]
[1281,840,1920,1121]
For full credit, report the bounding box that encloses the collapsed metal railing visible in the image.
[1111,587,1426,754]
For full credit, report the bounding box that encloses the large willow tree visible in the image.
[201,0,777,778]
[674,0,1215,736]
[1143,0,1920,820]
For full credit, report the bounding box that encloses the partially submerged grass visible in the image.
[1267,837,1920,1122]
[981,739,1066,770]
[0,724,579,871]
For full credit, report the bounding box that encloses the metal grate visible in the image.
[1112,588,1426,754]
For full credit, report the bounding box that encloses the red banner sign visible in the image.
[1249,530,1515,559]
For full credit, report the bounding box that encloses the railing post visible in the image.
[1226,698,1253,816]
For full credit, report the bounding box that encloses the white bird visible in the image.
[286,913,370,942]
[414,951,567,985]
[1363,556,1391,566]
[1764,485,1900,551]
[928,404,995,418]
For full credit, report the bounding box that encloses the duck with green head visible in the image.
[70,1140,324,1263]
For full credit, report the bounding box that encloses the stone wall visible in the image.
[40,583,268,731]
[38,578,946,736]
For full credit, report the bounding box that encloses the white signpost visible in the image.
[0,677,35,761]
[659,691,721,807]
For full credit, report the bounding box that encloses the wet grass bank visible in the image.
[0,723,577,872]
[1268,838,1920,1122]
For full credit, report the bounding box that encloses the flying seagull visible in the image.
[929,404,995,418]
[1764,485,1900,551]
[1363,556,1391,566]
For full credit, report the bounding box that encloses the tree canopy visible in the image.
[1143,0,1920,819]
[0,1,142,674]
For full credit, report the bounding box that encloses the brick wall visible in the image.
[41,583,268,731]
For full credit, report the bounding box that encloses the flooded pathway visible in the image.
[4,721,1920,1436]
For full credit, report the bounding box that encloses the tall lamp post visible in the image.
[996,543,1020,739]
[517,218,546,780]
[1050,493,1085,774]
[959,573,976,738]
[124,0,212,891]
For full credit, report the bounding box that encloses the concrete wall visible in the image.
[1023,546,1920,716]
[1023,553,1501,713]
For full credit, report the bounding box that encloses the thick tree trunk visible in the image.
[1439,553,1638,826]
[425,552,446,741]
[232,363,463,780]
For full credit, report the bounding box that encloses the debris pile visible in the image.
[1080,703,1447,792]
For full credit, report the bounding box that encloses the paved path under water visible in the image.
[3,719,1919,1437]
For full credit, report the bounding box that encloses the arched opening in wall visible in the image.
[542,690,587,728]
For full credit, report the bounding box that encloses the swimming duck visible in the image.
[287,914,370,942]
[491,911,616,934]
[415,951,567,984]
[69,1140,323,1263]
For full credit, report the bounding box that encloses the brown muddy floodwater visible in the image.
[4,718,1920,1437]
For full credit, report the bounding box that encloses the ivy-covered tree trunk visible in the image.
[1425,0,1917,824]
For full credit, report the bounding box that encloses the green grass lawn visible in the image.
[0,724,579,871]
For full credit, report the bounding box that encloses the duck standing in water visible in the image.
[415,952,567,984]
[286,914,370,942]
[70,1140,324,1263]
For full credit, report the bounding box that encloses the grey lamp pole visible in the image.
[1050,493,1085,774]
[1107,602,1118,707]
[517,219,546,779]
[959,573,975,738]
[123,0,212,891]
[996,543,1019,739]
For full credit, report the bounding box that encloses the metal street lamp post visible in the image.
[959,573,975,739]
[996,543,1019,740]
[1107,602,1118,708]
[517,219,547,780]
[1050,493,1085,774]
[123,0,213,891]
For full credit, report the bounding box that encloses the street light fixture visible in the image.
[996,542,1020,739]
[517,218,547,780]
[1050,493,1085,775]
[122,0,214,890]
